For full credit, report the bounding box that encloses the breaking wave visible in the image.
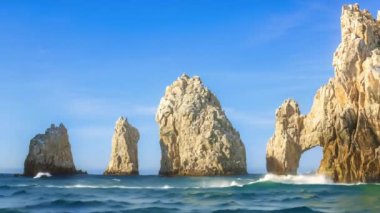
[254,174,333,185]
[252,174,369,186]
[33,172,52,179]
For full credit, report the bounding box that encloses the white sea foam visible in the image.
[31,174,369,190]
[33,172,52,179]
[201,180,243,188]
[252,174,370,186]
[254,174,333,185]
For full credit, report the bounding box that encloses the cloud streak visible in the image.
[247,1,333,46]
[224,107,274,128]
[64,97,157,119]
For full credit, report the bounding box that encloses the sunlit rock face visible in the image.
[267,4,380,183]
[104,117,140,175]
[24,124,78,177]
[156,74,247,176]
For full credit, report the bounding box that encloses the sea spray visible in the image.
[33,172,52,179]
[256,174,333,185]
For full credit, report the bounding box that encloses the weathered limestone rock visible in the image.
[266,99,304,175]
[267,4,380,182]
[104,117,140,175]
[24,124,79,177]
[156,74,247,176]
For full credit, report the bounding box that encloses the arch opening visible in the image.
[298,146,323,174]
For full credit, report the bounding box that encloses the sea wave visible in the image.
[252,174,333,185]
[44,184,176,189]
[42,181,244,190]
[251,174,370,186]
[33,172,52,179]
[6,174,370,190]
[199,180,244,188]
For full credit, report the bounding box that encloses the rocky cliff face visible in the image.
[156,74,247,176]
[24,124,78,177]
[104,117,140,175]
[267,4,380,182]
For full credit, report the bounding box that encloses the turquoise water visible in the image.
[0,174,379,212]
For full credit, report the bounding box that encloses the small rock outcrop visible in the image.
[156,74,247,176]
[104,117,140,175]
[267,4,380,182]
[24,124,79,177]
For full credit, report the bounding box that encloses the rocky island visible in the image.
[104,117,140,175]
[24,123,82,177]
[266,4,380,182]
[156,74,247,176]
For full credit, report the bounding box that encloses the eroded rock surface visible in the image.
[24,124,79,177]
[156,74,247,176]
[267,4,380,182]
[104,117,140,175]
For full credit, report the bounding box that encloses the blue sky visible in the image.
[0,0,379,174]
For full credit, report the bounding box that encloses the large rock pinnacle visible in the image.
[24,123,79,177]
[266,4,380,182]
[104,117,140,175]
[156,74,247,176]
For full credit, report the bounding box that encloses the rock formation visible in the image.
[156,74,247,176]
[267,4,380,182]
[24,123,79,177]
[104,117,140,175]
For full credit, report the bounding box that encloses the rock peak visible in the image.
[156,74,247,176]
[342,3,359,12]
[24,123,78,176]
[104,117,140,175]
[180,73,190,79]
[276,99,300,117]
[334,3,380,79]
[117,116,127,123]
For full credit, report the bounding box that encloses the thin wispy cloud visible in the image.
[65,97,157,118]
[248,11,307,46]
[247,1,333,46]
[70,126,113,139]
[224,107,274,128]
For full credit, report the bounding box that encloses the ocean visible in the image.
[0,173,379,213]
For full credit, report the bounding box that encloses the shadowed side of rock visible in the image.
[24,124,81,177]
[156,74,247,176]
[104,117,140,176]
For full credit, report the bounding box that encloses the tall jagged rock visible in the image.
[266,4,380,182]
[156,74,247,176]
[24,124,79,177]
[104,117,140,175]
[266,99,304,175]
